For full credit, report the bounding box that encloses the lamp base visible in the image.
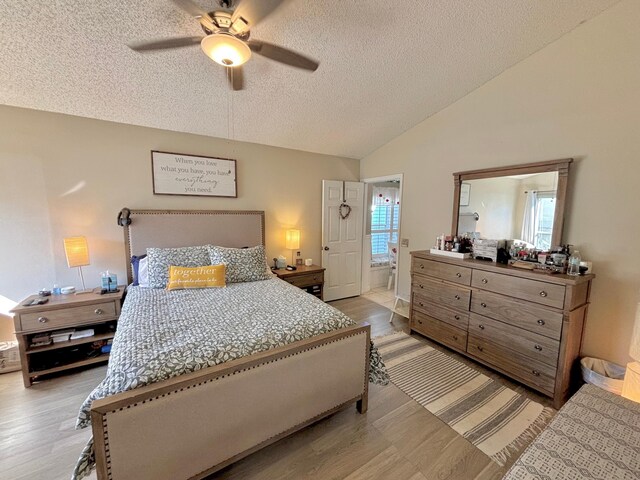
[622,361,640,403]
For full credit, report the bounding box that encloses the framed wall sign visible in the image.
[151,151,237,198]
[459,183,471,206]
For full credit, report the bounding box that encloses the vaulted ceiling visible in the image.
[0,0,618,158]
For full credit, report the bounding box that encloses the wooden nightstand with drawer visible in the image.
[10,288,125,387]
[274,265,325,300]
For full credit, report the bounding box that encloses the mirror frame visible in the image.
[452,158,572,248]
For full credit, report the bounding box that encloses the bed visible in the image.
[73,209,389,480]
[504,384,640,480]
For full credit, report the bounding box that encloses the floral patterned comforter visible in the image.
[73,278,389,479]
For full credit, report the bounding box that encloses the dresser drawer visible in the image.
[412,276,471,312]
[19,302,118,332]
[412,295,469,329]
[412,258,471,286]
[467,334,556,394]
[468,313,560,367]
[470,290,563,339]
[412,310,467,352]
[471,270,565,309]
[283,272,324,288]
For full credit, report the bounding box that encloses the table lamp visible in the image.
[285,229,300,266]
[622,299,640,402]
[63,236,91,294]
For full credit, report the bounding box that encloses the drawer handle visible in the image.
[534,344,543,351]
[452,335,458,340]
[477,345,484,352]
[419,302,424,307]
[532,370,541,376]
[94,308,103,315]
[539,290,548,298]
[480,302,487,308]
[537,319,546,326]
[481,278,488,284]
[419,284,424,289]
[454,315,460,320]
[417,319,423,325]
[420,264,424,269]
[456,272,462,278]
[38,316,48,323]
[478,324,485,330]
[454,294,461,300]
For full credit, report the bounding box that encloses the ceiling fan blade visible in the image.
[231,0,285,32]
[247,40,319,71]
[128,36,203,52]
[170,0,217,31]
[226,66,244,91]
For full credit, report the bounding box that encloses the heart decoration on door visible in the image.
[339,203,352,220]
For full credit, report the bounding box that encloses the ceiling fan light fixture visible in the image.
[201,34,251,67]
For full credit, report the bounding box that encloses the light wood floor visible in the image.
[0,297,550,480]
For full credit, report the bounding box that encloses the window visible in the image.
[522,190,556,250]
[534,192,555,250]
[371,191,399,258]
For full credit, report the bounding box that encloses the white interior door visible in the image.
[322,180,364,301]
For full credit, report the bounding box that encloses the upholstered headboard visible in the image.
[117,208,265,283]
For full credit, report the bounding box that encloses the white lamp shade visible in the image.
[285,229,300,250]
[631,301,640,361]
[64,236,90,268]
[201,34,251,67]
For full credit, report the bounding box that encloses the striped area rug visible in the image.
[375,331,555,466]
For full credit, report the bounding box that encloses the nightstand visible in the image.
[10,287,125,387]
[274,265,325,300]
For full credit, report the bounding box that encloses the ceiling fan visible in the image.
[128,0,319,91]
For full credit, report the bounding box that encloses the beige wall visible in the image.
[460,177,520,239]
[0,106,358,307]
[361,0,640,365]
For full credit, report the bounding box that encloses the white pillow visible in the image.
[138,256,149,288]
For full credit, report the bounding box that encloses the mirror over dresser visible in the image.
[411,160,594,409]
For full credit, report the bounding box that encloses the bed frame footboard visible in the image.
[90,323,370,480]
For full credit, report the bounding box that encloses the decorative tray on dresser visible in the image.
[409,251,594,408]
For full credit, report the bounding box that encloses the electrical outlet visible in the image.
[401,238,409,247]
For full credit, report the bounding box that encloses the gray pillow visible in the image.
[146,245,211,288]
[208,245,271,283]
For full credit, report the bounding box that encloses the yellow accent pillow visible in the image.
[166,264,226,290]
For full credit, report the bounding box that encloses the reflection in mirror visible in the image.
[452,159,571,250]
[457,171,558,249]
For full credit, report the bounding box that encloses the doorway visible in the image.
[360,174,407,317]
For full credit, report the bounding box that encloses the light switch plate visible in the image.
[401,238,409,247]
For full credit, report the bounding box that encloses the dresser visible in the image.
[410,251,594,408]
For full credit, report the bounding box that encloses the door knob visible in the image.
[323,246,330,251]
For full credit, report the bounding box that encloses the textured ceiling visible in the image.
[0,0,618,158]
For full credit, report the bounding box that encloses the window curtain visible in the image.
[521,191,538,245]
[372,186,400,206]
